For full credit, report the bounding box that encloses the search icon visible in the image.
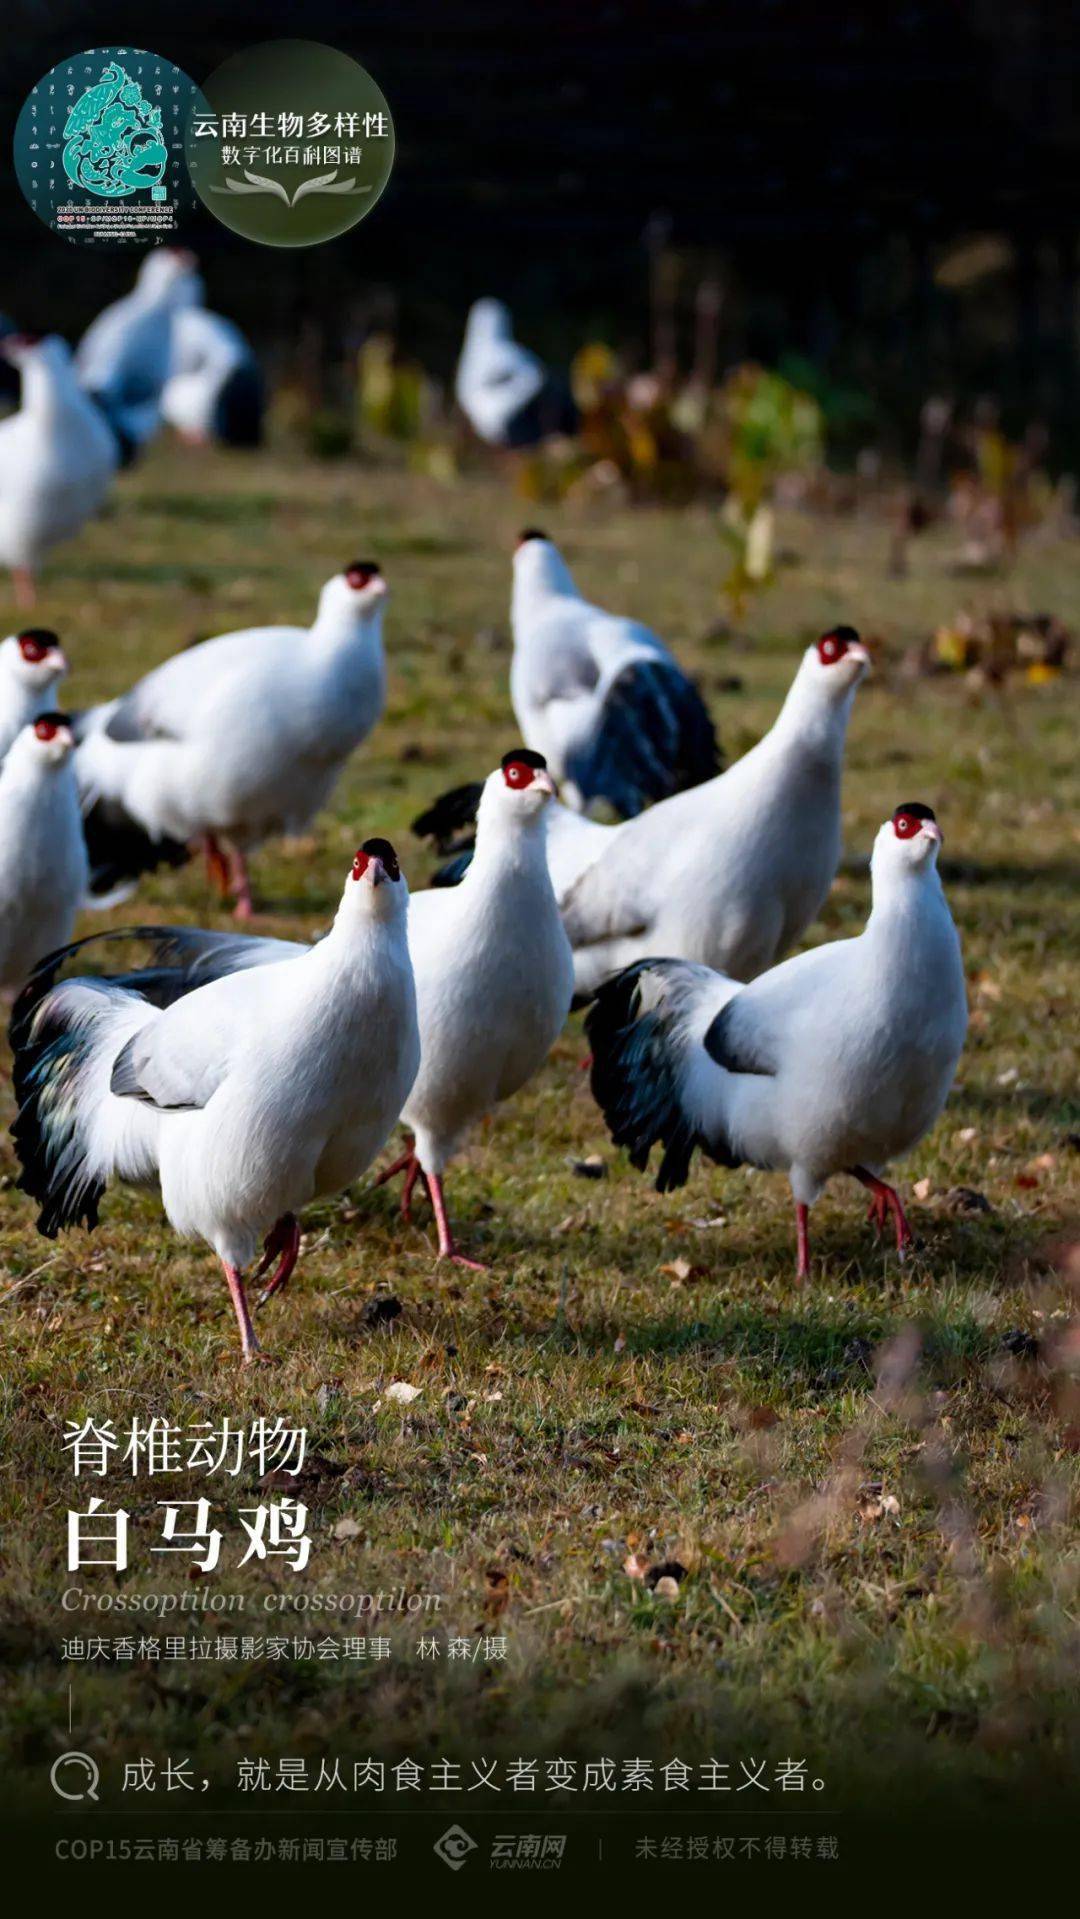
[50,1751,100,1802]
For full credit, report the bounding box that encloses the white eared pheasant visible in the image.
[0,714,89,993]
[75,561,389,913]
[375,747,574,1265]
[0,628,68,763]
[587,804,967,1278]
[161,305,264,448]
[555,626,870,997]
[76,247,201,459]
[455,299,576,449]
[11,840,419,1361]
[511,529,720,816]
[0,335,120,604]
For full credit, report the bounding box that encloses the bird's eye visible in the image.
[817,635,844,664]
[894,813,915,838]
[503,760,534,789]
[34,719,59,742]
[18,631,56,664]
[351,851,369,880]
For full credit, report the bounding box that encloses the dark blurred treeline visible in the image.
[4,0,1080,458]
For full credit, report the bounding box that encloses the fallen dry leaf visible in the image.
[384,1381,422,1405]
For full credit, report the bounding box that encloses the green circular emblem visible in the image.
[13,48,200,245]
[186,40,395,248]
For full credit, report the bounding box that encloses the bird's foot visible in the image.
[437,1248,489,1273]
[233,894,255,922]
[850,1167,912,1258]
[242,1345,277,1366]
[865,1192,889,1239]
[373,1145,415,1188]
[254,1214,301,1309]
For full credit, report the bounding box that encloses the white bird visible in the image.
[455,299,576,449]
[11,839,419,1361]
[46,751,575,1267]
[0,335,120,604]
[511,530,721,815]
[375,747,574,1264]
[554,626,871,997]
[0,628,68,763]
[586,803,967,1278]
[74,561,389,914]
[0,714,89,993]
[161,306,264,448]
[76,248,201,458]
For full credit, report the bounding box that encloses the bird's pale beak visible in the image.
[921,821,943,846]
[48,648,67,673]
[534,769,557,797]
[848,642,872,670]
[366,855,388,886]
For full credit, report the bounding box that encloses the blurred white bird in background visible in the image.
[11,839,419,1361]
[161,305,264,448]
[455,298,577,449]
[74,561,389,914]
[587,803,967,1279]
[76,247,201,460]
[0,714,88,993]
[0,335,119,604]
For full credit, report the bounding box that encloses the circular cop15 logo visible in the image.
[185,39,395,248]
[13,47,200,246]
[13,40,395,250]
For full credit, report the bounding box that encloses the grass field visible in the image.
[1,440,1078,1864]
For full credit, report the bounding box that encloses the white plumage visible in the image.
[455,299,548,447]
[387,750,575,1262]
[12,841,419,1360]
[0,715,88,992]
[0,336,119,603]
[75,561,389,913]
[552,626,871,997]
[511,531,720,816]
[161,306,264,447]
[76,248,201,456]
[587,803,968,1277]
[0,628,68,763]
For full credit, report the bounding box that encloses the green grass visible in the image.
[1,440,1078,1841]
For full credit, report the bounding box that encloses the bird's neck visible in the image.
[512,555,578,623]
[766,675,855,765]
[22,359,83,424]
[865,865,950,952]
[467,814,553,894]
[310,609,383,665]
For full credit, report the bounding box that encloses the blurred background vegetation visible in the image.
[6,1,1080,464]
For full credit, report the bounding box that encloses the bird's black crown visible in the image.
[516,527,548,544]
[501,747,547,770]
[361,836,400,879]
[893,801,936,821]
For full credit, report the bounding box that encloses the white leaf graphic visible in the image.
[209,167,373,209]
